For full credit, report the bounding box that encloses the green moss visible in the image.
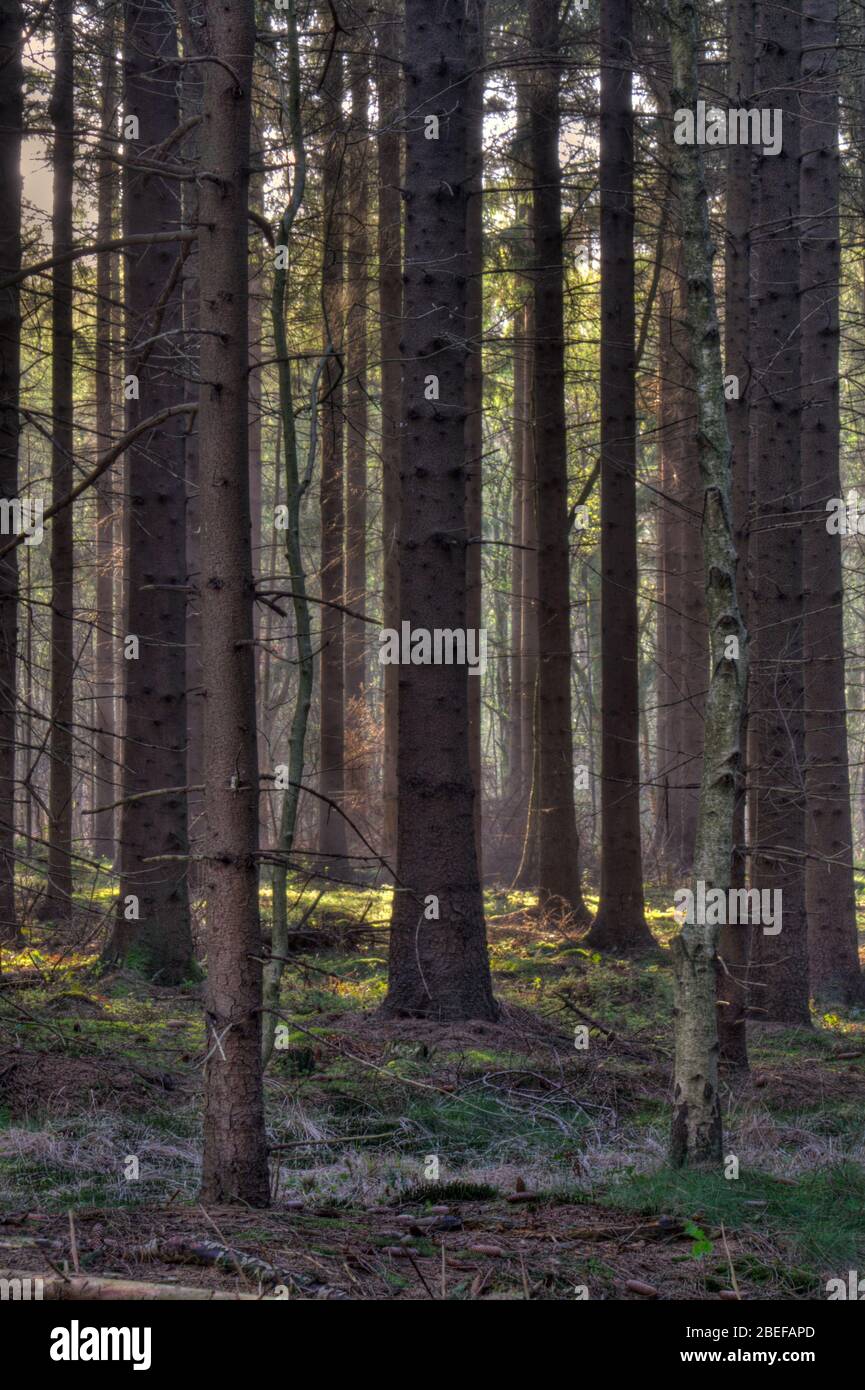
[601,1162,865,1274]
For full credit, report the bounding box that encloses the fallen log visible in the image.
[129,1237,350,1299]
[0,1269,276,1300]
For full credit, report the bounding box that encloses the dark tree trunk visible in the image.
[179,0,204,896]
[800,0,861,1004]
[318,33,349,867]
[382,0,497,1020]
[105,0,192,982]
[377,0,402,871]
[717,0,754,1069]
[0,0,22,943]
[748,0,810,1023]
[508,310,527,811]
[588,0,653,951]
[465,0,485,875]
[248,163,264,836]
[654,279,675,873]
[344,43,370,817]
[42,0,75,923]
[529,0,588,923]
[93,20,118,865]
[197,0,269,1206]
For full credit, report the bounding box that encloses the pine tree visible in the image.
[383,0,497,1020]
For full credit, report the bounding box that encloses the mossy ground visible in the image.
[1,874,864,1298]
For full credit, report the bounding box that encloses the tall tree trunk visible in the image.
[717,0,754,1068]
[506,84,533,873]
[465,0,485,875]
[344,43,370,818]
[377,0,402,872]
[588,0,653,951]
[318,28,349,867]
[667,0,748,1166]
[654,278,676,876]
[93,20,118,865]
[262,0,312,1068]
[375,0,403,867]
[800,0,861,1004]
[747,0,810,1024]
[248,161,264,829]
[529,0,588,924]
[179,0,204,896]
[0,0,22,944]
[105,0,193,982]
[655,253,705,878]
[197,0,269,1206]
[513,307,540,890]
[507,308,526,811]
[382,0,497,1020]
[42,0,75,923]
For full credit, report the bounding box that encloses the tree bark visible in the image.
[318,26,349,868]
[92,22,119,865]
[344,41,370,819]
[747,0,810,1024]
[377,0,402,872]
[106,0,193,982]
[382,0,497,1020]
[800,0,861,1004]
[512,302,540,890]
[506,84,534,875]
[261,0,313,1068]
[41,0,75,923]
[529,0,588,924]
[248,160,265,840]
[655,252,705,878]
[588,0,653,951]
[197,0,270,1205]
[179,0,204,897]
[654,279,676,873]
[508,308,527,812]
[465,0,485,876]
[0,0,22,944]
[717,0,754,1069]
[667,0,748,1166]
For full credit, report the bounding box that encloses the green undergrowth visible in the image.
[602,1162,865,1284]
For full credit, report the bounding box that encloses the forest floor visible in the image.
[1,880,864,1300]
